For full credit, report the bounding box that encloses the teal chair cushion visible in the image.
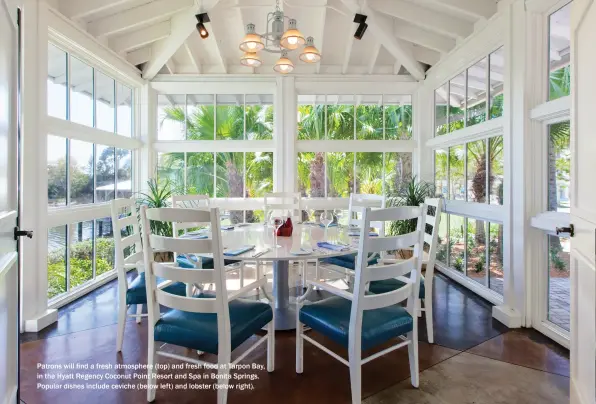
[321,253,379,270]
[369,277,425,299]
[154,293,272,354]
[126,273,187,305]
[176,255,238,269]
[299,296,413,351]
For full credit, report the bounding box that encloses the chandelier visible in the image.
[239,0,321,73]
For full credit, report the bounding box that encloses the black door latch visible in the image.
[14,227,33,240]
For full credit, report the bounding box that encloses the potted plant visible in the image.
[137,178,174,262]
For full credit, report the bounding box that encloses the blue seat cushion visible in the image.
[176,255,238,269]
[299,296,413,351]
[369,277,425,299]
[154,293,272,354]
[321,253,378,270]
[126,273,187,305]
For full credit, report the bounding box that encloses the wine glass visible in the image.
[320,210,334,238]
[269,209,287,248]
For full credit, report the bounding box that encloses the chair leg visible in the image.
[217,350,231,404]
[116,303,127,352]
[348,355,362,404]
[136,304,143,324]
[296,307,303,374]
[267,315,275,372]
[424,297,434,344]
[407,327,419,388]
[417,299,422,318]
[240,262,245,288]
[147,338,158,402]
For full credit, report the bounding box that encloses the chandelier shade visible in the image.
[240,52,262,67]
[299,37,321,63]
[240,24,265,52]
[273,51,294,74]
[280,19,305,50]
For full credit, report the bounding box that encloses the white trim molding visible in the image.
[153,140,275,153]
[530,96,571,122]
[435,263,505,306]
[151,80,277,95]
[47,116,143,149]
[24,309,58,332]
[443,200,505,223]
[296,140,417,153]
[426,118,504,149]
[492,304,523,328]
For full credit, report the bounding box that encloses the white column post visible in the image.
[139,83,156,189]
[415,85,435,183]
[274,76,296,193]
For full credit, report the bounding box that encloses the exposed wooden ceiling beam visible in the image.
[165,60,177,74]
[368,43,381,74]
[342,22,356,74]
[126,47,152,66]
[393,20,455,54]
[393,62,402,75]
[110,21,171,54]
[205,19,228,74]
[416,0,497,21]
[315,0,328,74]
[409,43,440,65]
[184,35,202,74]
[59,0,135,20]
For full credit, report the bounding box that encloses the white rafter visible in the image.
[393,62,402,75]
[126,47,152,66]
[165,60,177,74]
[184,35,202,74]
[59,0,136,20]
[342,21,356,74]
[340,0,426,80]
[109,21,171,54]
[415,0,497,21]
[368,42,381,75]
[393,19,455,54]
[87,0,194,37]
[206,18,228,74]
[368,0,473,40]
[314,0,328,74]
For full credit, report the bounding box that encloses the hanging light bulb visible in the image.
[239,23,264,52]
[299,37,321,63]
[280,19,306,50]
[240,52,262,67]
[273,50,294,74]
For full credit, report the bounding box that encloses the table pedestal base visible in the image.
[272,260,298,331]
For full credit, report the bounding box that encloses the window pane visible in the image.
[547,235,570,331]
[95,71,115,132]
[70,139,94,205]
[297,95,325,140]
[548,121,571,212]
[436,213,449,266]
[384,95,412,140]
[327,152,353,197]
[326,95,355,140]
[467,218,487,286]
[48,135,67,207]
[246,152,273,197]
[116,83,133,137]
[186,152,214,197]
[157,94,186,140]
[449,73,465,131]
[246,94,273,140]
[449,145,465,200]
[467,140,487,203]
[69,57,94,127]
[489,47,504,118]
[216,94,244,140]
[95,217,114,277]
[435,83,449,136]
[489,136,504,205]
[48,225,67,299]
[356,152,382,194]
[47,43,67,119]
[434,149,448,198]
[449,215,465,272]
[297,152,324,198]
[246,210,265,224]
[384,152,412,195]
[548,3,571,101]
[69,220,94,289]
[488,222,504,295]
[467,58,487,127]
[157,152,185,193]
[186,94,214,140]
[356,95,383,140]
[96,145,115,203]
[216,152,244,200]
[116,149,133,198]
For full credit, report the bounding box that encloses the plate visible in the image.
[290,249,313,255]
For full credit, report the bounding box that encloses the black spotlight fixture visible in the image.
[353,13,368,40]
[196,13,210,39]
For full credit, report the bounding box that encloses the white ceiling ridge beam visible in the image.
[126,47,152,66]
[342,22,356,74]
[60,0,136,20]
[418,0,497,21]
[340,0,426,80]
[110,21,171,54]
[184,38,202,74]
[393,20,455,54]
[368,0,473,40]
[368,42,381,74]
[315,0,328,74]
[88,0,194,38]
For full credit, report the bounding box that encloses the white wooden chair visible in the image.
[296,205,426,404]
[140,205,275,403]
[372,198,443,344]
[111,198,187,352]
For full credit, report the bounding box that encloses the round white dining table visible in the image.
[193,223,358,330]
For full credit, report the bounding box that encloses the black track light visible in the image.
[196,13,210,39]
[353,13,368,40]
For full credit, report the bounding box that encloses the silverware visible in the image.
[252,248,271,258]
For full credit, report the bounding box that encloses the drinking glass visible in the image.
[320,210,334,238]
[269,209,287,248]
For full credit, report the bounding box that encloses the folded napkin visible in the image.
[180,233,208,239]
[348,231,379,237]
[221,225,235,230]
[319,222,338,228]
[224,245,255,256]
[317,241,350,251]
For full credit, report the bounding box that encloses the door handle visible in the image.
[555,224,574,237]
[14,227,33,240]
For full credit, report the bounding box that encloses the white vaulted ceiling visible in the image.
[54,0,500,79]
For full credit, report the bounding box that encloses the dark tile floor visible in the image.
[19,271,570,404]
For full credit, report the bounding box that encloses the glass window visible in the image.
[186,94,214,140]
[326,95,355,140]
[467,218,487,286]
[157,94,186,140]
[385,152,412,196]
[157,152,185,193]
[488,222,504,295]
[246,94,273,140]
[95,217,114,277]
[327,152,353,197]
[467,140,487,203]
[216,94,244,140]
[69,57,94,127]
[297,152,324,198]
[467,58,487,127]
[69,220,94,289]
[246,152,273,197]
[434,149,448,198]
[436,213,449,266]
[69,139,94,205]
[547,235,570,331]
[356,95,383,140]
[47,225,67,299]
[116,149,133,198]
[116,83,133,137]
[216,152,244,199]
[186,152,214,197]
[548,121,571,212]
[489,47,504,118]
[47,43,67,119]
[95,71,115,132]
[47,135,67,207]
[449,145,465,200]
[384,95,412,140]
[297,95,325,140]
[96,145,115,203]
[449,215,465,272]
[356,152,382,194]
[449,72,465,131]
[489,136,504,205]
[548,3,571,101]
[435,83,449,136]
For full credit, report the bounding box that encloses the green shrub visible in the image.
[453,256,464,272]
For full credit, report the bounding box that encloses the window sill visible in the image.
[427,117,504,149]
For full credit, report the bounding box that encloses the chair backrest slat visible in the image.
[153,262,215,284]
[347,194,385,231]
[264,192,301,222]
[366,259,416,282]
[423,197,443,272]
[111,198,143,283]
[121,233,141,249]
[118,214,137,229]
[150,234,213,254]
[361,284,413,310]
[156,290,217,313]
[171,195,211,236]
[365,231,420,253]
